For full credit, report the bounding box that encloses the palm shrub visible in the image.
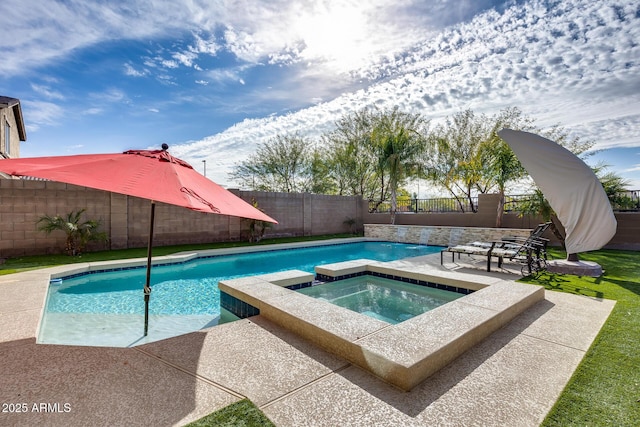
[37,209,108,255]
[514,189,566,244]
[595,166,637,210]
[244,198,273,243]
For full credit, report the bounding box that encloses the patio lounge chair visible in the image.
[500,221,552,244]
[440,241,497,272]
[441,223,551,274]
[490,235,549,275]
[467,222,551,250]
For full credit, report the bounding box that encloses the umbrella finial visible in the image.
[161,143,169,151]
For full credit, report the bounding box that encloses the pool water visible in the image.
[298,276,463,324]
[39,241,440,347]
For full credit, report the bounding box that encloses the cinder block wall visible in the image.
[233,191,363,238]
[0,179,637,256]
[124,198,240,248]
[0,180,362,257]
[0,180,111,256]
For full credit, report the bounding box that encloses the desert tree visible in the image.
[423,109,487,212]
[372,107,428,224]
[230,134,314,193]
[323,108,380,200]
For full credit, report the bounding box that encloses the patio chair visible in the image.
[440,241,496,272]
[500,222,552,245]
[468,222,551,250]
[491,235,549,275]
[441,226,549,274]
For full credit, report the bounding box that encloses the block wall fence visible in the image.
[0,180,637,257]
[0,180,363,257]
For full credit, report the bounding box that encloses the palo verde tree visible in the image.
[425,106,596,224]
[307,147,337,194]
[230,134,315,193]
[423,109,487,212]
[322,108,381,200]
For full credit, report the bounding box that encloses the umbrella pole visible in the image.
[144,201,156,337]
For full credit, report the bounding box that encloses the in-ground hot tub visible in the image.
[298,275,465,324]
[219,259,545,391]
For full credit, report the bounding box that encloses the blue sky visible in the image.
[1,0,639,192]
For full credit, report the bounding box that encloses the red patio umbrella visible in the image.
[0,144,277,336]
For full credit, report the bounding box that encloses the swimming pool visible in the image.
[297,275,464,324]
[39,241,441,347]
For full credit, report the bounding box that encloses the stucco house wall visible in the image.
[0,96,27,159]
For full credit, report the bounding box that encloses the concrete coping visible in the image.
[316,259,500,291]
[219,261,545,391]
[253,270,315,288]
[47,254,199,280]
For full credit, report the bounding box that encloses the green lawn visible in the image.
[185,399,274,427]
[521,249,640,426]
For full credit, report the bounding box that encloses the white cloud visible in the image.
[168,0,640,187]
[30,84,65,100]
[2,0,639,187]
[124,63,148,77]
[161,59,179,69]
[21,100,64,131]
[89,88,129,104]
[0,0,181,75]
[83,108,103,115]
[624,165,640,173]
[205,68,247,85]
[171,51,197,67]
[190,32,220,55]
[0,0,488,78]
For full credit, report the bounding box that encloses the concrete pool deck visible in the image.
[0,246,616,426]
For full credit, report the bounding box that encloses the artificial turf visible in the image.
[521,249,640,426]
[184,399,275,427]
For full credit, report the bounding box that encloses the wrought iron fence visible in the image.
[503,194,534,213]
[612,189,640,211]
[369,190,640,214]
[368,197,478,213]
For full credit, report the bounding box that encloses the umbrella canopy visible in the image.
[497,129,616,255]
[0,147,276,222]
[0,145,277,336]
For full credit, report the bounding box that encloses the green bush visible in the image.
[37,209,108,256]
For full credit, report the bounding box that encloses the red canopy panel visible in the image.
[0,149,277,224]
